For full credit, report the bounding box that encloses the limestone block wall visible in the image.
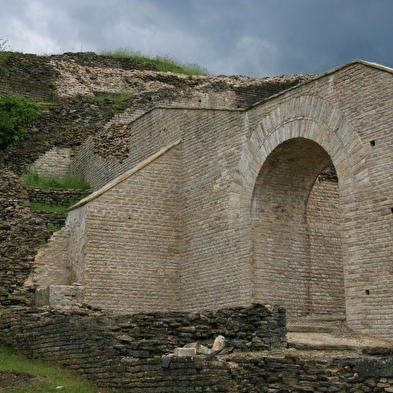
[25,227,72,290]
[79,143,183,311]
[307,178,345,316]
[31,147,72,179]
[239,61,393,340]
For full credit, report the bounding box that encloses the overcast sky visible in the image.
[1,0,393,77]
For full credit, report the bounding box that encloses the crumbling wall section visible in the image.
[31,147,72,179]
[0,305,392,392]
[0,170,50,306]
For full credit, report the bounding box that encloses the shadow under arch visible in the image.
[231,96,371,320]
[251,137,345,317]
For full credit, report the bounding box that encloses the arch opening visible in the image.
[251,137,345,318]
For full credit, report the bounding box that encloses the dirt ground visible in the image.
[0,371,36,389]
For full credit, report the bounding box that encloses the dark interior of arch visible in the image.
[251,138,345,317]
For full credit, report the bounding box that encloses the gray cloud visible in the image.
[1,0,393,76]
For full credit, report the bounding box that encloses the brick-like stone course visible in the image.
[26,186,89,207]
[0,303,285,357]
[1,304,392,392]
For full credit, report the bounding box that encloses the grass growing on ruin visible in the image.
[30,195,88,213]
[0,345,117,393]
[98,48,209,75]
[24,168,90,190]
[94,91,133,113]
[94,91,132,104]
[29,203,69,214]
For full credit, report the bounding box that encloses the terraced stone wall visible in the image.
[0,305,392,392]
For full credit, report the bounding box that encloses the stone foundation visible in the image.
[0,304,392,392]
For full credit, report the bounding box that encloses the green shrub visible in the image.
[0,95,42,149]
[97,48,210,75]
[24,167,90,190]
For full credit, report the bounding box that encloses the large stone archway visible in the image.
[233,96,370,322]
[251,138,344,317]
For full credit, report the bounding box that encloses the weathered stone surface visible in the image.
[1,52,393,346]
[212,335,226,350]
[0,305,392,392]
[174,348,196,357]
[34,285,85,306]
[359,356,393,378]
[0,170,50,306]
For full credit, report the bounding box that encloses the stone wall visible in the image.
[31,147,72,179]
[66,61,393,340]
[1,51,309,179]
[1,305,393,392]
[0,52,58,101]
[26,186,89,207]
[241,61,393,340]
[108,354,393,392]
[33,210,66,230]
[307,175,345,316]
[0,170,50,306]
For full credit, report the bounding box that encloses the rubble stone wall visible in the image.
[0,305,392,392]
[26,186,89,207]
[0,170,50,306]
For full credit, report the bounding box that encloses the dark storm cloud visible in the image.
[1,0,393,76]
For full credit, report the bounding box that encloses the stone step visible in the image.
[287,325,337,333]
[288,314,346,323]
[287,314,346,333]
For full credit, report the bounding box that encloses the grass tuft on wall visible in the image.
[97,48,210,75]
[24,168,90,190]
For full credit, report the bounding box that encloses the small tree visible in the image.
[0,95,42,149]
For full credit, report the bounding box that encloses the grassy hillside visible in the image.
[0,345,121,393]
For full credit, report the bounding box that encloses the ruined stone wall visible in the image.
[0,170,50,306]
[0,305,392,392]
[0,52,58,101]
[31,147,72,179]
[26,186,89,207]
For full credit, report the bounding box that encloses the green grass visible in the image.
[24,168,90,190]
[30,203,68,214]
[97,48,209,75]
[0,345,116,393]
[94,91,132,103]
[94,91,133,113]
[46,225,62,232]
[30,195,89,214]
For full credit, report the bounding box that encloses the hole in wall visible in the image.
[365,290,370,295]
[370,140,376,147]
